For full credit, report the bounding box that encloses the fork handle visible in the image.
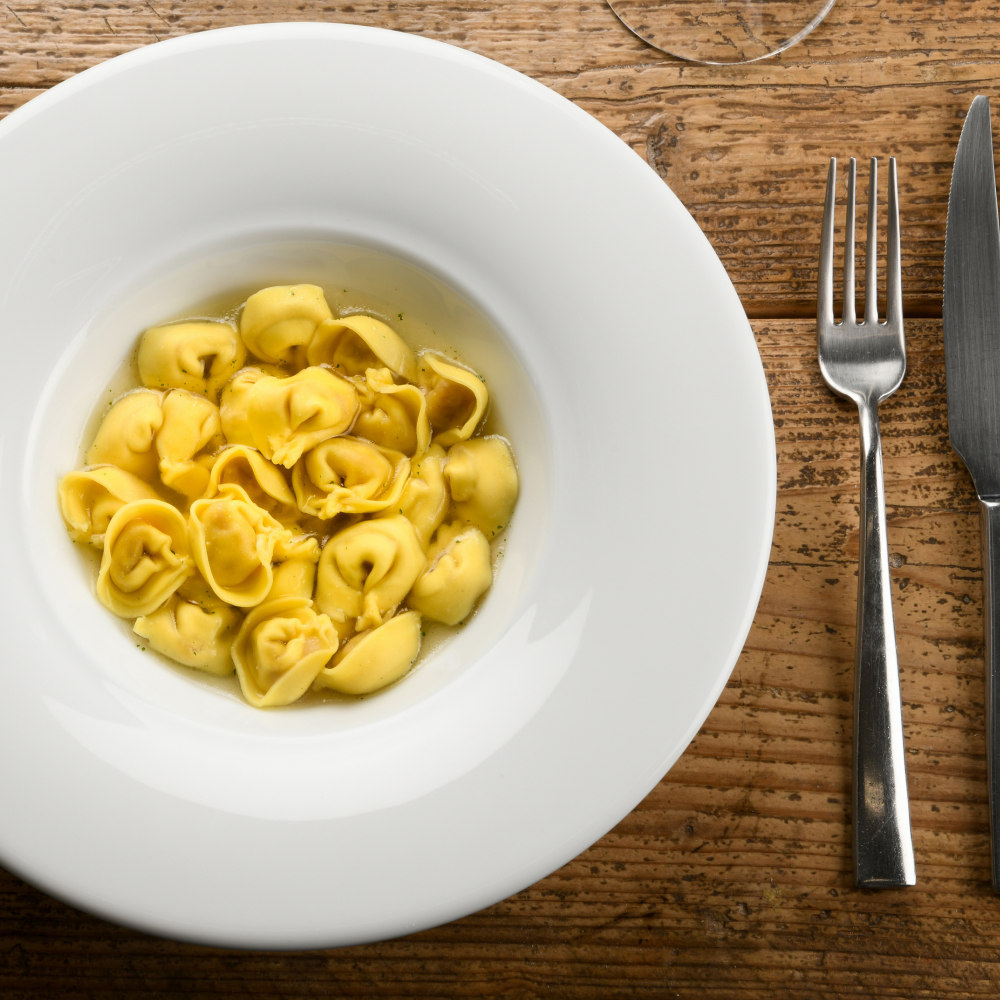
[978,499,1000,890]
[853,401,916,888]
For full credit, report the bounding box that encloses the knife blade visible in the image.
[943,93,1000,890]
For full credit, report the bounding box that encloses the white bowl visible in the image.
[0,22,775,947]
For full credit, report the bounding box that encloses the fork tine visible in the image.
[885,156,902,326]
[818,157,837,326]
[843,157,857,325]
[865,157,879,326]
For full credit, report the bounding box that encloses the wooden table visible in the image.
[0,2,995,996]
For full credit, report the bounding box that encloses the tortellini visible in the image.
[292,436,411,519]
[134,593,241,675]
[352,367,431,457]
[307,314,419,382]
[86,389,164,483]
[387,444,449,549]
[240,284,332,366]
[155,389,225,498]
[315,611,422,696]
[138,320,245,399]
[188,484,291,607]
[445,436,519,539]
[58,465,160,545]
[407,524,493,626]
[315,516,426,631]
[232,597,340,707]
[58,281,519,708]
[421,353,489,447]
[206,444,298,517]
[245,366,358,468]
[96,499,193,618]
[267,553,319,603]
[219,365,283,447]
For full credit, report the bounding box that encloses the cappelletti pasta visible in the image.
[58,282,519,707]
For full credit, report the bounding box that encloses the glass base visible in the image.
[607,0,837,64]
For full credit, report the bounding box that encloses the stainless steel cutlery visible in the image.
[944,94,1000,891]
[818,155,916,888]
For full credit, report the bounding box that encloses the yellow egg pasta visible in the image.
[444,436,519,539]
[292,436,411,519]
[315,515,426,631]
[218,365,283,447]
[96,498,193,618]
[385,444,449,550]
[206,444,298,517]
[155,389,225,498]
[314,610,422,696]
[188,483,290,607]
[407,523,494,626]
[137,320,246,399]
[59,282,518,707]
[86,389,164,485]
[134,594,242,676]
[352,366,431,457]
[232,596,340,707]
[307,313,419,382]
[266,554,319,603]
[245,366,358,468]
[58,465,161,546]
[240,284,333,366]
[421,353,489,447]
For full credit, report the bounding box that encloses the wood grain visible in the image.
[3,1,1000,996]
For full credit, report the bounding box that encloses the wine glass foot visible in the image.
[607,0,837,64]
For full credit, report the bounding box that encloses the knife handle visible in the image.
[853,402,916,888]
[979,499,1000,890]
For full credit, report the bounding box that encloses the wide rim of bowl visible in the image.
[0,21,776,948]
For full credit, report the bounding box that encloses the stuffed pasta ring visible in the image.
[407,523,493,626]
[246,366,358,468]
[96,498,193,618]
[232,596,340,707]
[206,444,297,516]
[306,313,418,382]
[188,483,290,607]
[155,389,225,498]
[421,353,489,447]
[86,389,164,486]
[239,284,333,366]
[292,436,411,519]
[445,436,519,539]
[137,320,245,399]
[134,594,242,675]
[315,515,426,632]
[352,366,431,458]
[58,466,160,545]
[314,610,422,695]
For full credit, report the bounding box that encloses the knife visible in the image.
[944,94,1000,890]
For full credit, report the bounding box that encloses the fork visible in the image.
[817,156,916,888]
